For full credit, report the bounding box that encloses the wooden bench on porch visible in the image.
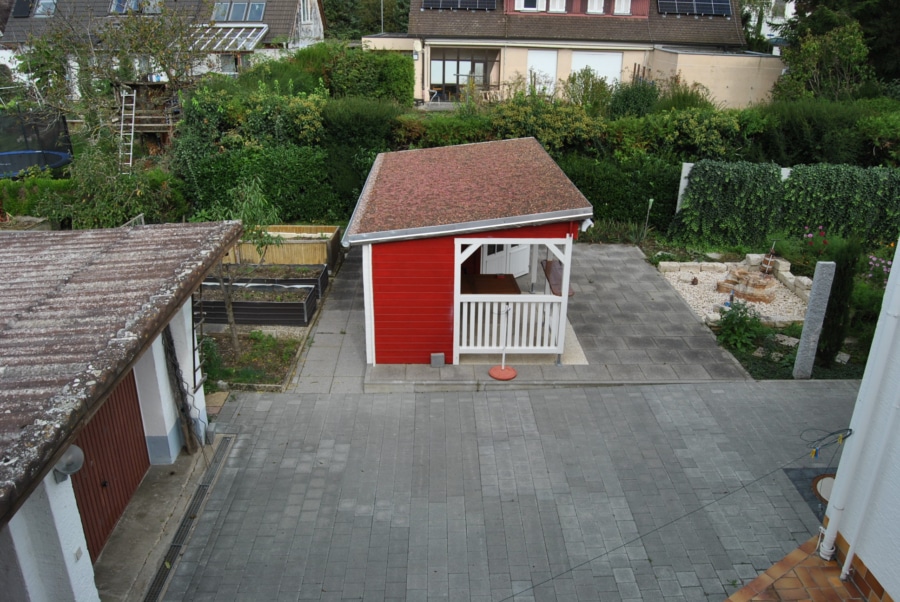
[540,259,575,297]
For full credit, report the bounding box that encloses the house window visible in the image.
[586,0,603,13]
[213,1,265,21]
[515,0,546,11]
[33,0,56,16]
[300,0,311,23]
[613,0,630,14]
[212,2,228,19]
[246,2,265,20]
[771,0,786,18]
[548,0,565,12]
[228,2,247,19]
[110,0,140,13]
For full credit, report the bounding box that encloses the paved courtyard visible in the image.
[166,380,857,601]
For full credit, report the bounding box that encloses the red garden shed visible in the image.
[342,137,594,365]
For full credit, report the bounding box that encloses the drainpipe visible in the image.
[818,239,900,573]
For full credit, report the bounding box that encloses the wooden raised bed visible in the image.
[213,264,329,300]
[223,226,341,271]
[194,283,318,327]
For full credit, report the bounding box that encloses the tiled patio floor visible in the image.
[726,536,865,602]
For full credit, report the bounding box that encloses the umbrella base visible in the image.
[488,365,517,381]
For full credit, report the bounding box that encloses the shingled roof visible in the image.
[0,221,242,528]
[343,138,593,245]
[1,0,307,47]
[409,0,745,47]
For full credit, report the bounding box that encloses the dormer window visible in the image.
[33,0,56,16]
[212,1,265,21]
[110,0,161,14]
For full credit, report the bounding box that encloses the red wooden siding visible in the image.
[370,222,580,364]
[72,369,149,562]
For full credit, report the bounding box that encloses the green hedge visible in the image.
[328,49,414,107]
[0,177,73,216]
[557,154,680,230]
[183,146,337,222]
[671,160,900,246]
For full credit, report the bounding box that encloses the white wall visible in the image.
[169,301,209,444]
[825,238,900,597]
[134,334,183,464]
[0,473,99,602]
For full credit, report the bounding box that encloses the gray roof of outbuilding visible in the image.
[409,0,745,47]
[0,221,242,528]
[343,138,593,246]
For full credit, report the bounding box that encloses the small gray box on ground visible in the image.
[431,353,445,368]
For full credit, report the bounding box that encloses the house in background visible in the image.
[365,0,785,107]
[0,221,241,600]
[0,0,325,77]
[342,137,593,366]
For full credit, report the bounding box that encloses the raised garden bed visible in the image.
[223,225,340,271]
[212,263,329,300]
[194,282,318,327]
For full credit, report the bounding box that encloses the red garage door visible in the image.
[72,369,150,562]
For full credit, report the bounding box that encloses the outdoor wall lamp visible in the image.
[412,50,420,61]
[53,444,85,483]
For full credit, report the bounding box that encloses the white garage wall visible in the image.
[570,51,623,84]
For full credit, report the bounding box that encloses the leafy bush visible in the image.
[669,161,783,247]
[0,176,73,216]
[608,79,659,120]
[717,301,766,353]
[396,112,494,148]
[557,153,679,230]
[490,94,601,154]
[328,48,414,106]
[858,111,900,167]
[652,76,717,112]
[559,67,613,117]
[744,100,871,166]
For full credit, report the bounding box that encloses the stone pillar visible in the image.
[793,261,835,379]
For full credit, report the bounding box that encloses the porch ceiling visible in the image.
[343,138,592,246]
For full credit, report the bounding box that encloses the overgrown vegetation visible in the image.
[202,331,301,388]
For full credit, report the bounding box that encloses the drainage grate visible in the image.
[144,435,234,602]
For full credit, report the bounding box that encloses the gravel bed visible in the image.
[662,266,809,324]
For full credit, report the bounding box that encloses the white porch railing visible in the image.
[457,294,564,355]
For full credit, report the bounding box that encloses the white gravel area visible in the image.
[662,266,809,325]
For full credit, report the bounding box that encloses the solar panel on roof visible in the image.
[657,0,731,16]
[422,0,496,9]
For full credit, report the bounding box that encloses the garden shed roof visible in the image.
[343,138,593,246]
[0,221,242,528]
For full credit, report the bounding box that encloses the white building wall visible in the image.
[169,301,209,444]
[134,332,183,464]
[825,238,900,598]
[0,473,99,602]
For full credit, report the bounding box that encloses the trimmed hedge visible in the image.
[671,160,900,246]
[0,177,73,216]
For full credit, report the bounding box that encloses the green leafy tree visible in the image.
[773,21,874,101]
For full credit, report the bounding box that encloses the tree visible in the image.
[16,2,210,131]
[772,21,874,101]
[738,0,774,52]
[785,0,900,81]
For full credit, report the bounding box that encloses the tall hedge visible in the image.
[328,50,414,107]
[671,160,900,247]
[670,161,783,247]
[557,154,680,230]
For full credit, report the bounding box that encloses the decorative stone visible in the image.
[795,276,813,290]
[774,258,791,273]
[777,272,795,289]
[836,352,850,365]
[794,261,836,379]
[657,261,680,273]
[700,262,727,272]
[775,334,800,348]
[716,268,779,303]
[795,289,810,303]
[679,273,697,283]
[704,312,721,325]
[745,254,765,266]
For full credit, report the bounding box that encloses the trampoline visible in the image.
[0,150,72,178]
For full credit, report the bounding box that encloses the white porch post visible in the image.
[555,235,573,358]
[362,244,376,365]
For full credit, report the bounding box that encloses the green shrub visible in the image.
[817,237,862,367]
[669,161,783,247]
[717,301,766,353]
[490,94,601,154]
[652,76,717,113]
[0,176,73,216]
[329,49,414,106]
[744,100,871,166]
[557,153,679,230]
[608,79,659,120]
[560,67,613,118]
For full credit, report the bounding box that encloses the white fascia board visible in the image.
[425,38,653,51]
